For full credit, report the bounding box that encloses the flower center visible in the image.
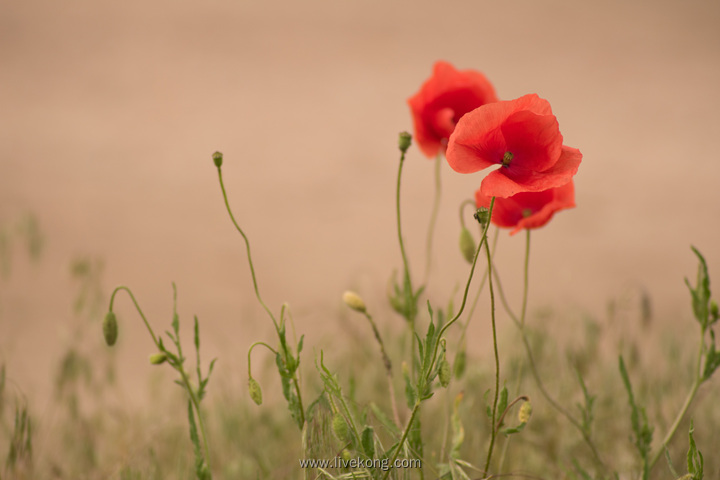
[501,151,513,167]
[522,208,533,218]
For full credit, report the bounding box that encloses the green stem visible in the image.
[382,401,421,480]
[647,331,705,471]
[423,153,442,284]
[177,363,212,469]
[503,232,607,472]
[216,166,279,332]
[483,209,500,475]
[247,341,279,378]
[396,148,413,300]
[108,286,212,471]
[109,286,159,348]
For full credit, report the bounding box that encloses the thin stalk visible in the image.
[363,311,401,428]
[483,214,500,475]
[216,166,279,331]
[382,402,421,480]
[501,232,607,472]
[647,331,705,471]
[423,153,442,284]
[109,286,159,346]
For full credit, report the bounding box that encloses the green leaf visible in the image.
[687,420,704,480]
[702,331,720,382]
[501,422,526,435]
[686,246,711,328]
[497,386,508,428]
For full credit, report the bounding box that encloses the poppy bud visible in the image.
[149,352,167,365]
[439,357,451,388]
[212,151,223,168]
[474,207,489,227]
[103,312,118,346]
[459,227,476,264]
[332,412,349,443]
[711,300,719,321]
[398,131,412,154]
[518,400,532,424]
[248,377,263,405]
[343,291,366,313]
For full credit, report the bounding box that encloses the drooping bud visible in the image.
[711,300,719,321]
[398,131,412,154]
[212,151,223,168]
[439,356,451,388]
[332,412,349,443]
[248,377,263,405]
[103,312,118,346]
[518,400,532,424]
[149,352,167,365]
[459,227,476,264]
[343,291,367,313]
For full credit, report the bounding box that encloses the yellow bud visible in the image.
[149,352,167,365]
[342,291,366,313]
[518,400,532,424]
[103,312,118,346]
[248,377,263,405]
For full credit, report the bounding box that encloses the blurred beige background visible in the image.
[2,0,719,406]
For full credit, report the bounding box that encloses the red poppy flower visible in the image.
[408,61,498,158]
[475,180,575,235]
[446,94,582,198]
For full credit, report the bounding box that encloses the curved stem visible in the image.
[247,341,279,377]
[109,286,159,347]
[520,230,530,327]
[423,154,443,284]
[216,166,278,331]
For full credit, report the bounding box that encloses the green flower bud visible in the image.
[711,300,719,320]
[248,377,263,405]
[341,449,352,462]
[332,412,349,443]
[149,352,167,365]
[459,227,476,264]
[439,357,451,388]
[103,312,118,346]
[454,349,467,379]
[398,131,412,154]
[518,400,532,424]
[212,151,223,168]
[343,291,366,313]
[474,207,489,227]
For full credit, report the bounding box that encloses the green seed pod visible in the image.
[454,349,467,379]
[518,400,532,424]
[711,300,719,321]
[459,227,476,264]
[248,377,263,405]
[343,291,367,313]
[149,352,167,365]
[103,312,118,346]
[332,412,349,443]
[398,131,412,154]
[439,357,451,387]
[212,151,223,168]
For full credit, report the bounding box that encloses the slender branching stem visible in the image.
[109,286,159,347]
[247,341,279,377]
